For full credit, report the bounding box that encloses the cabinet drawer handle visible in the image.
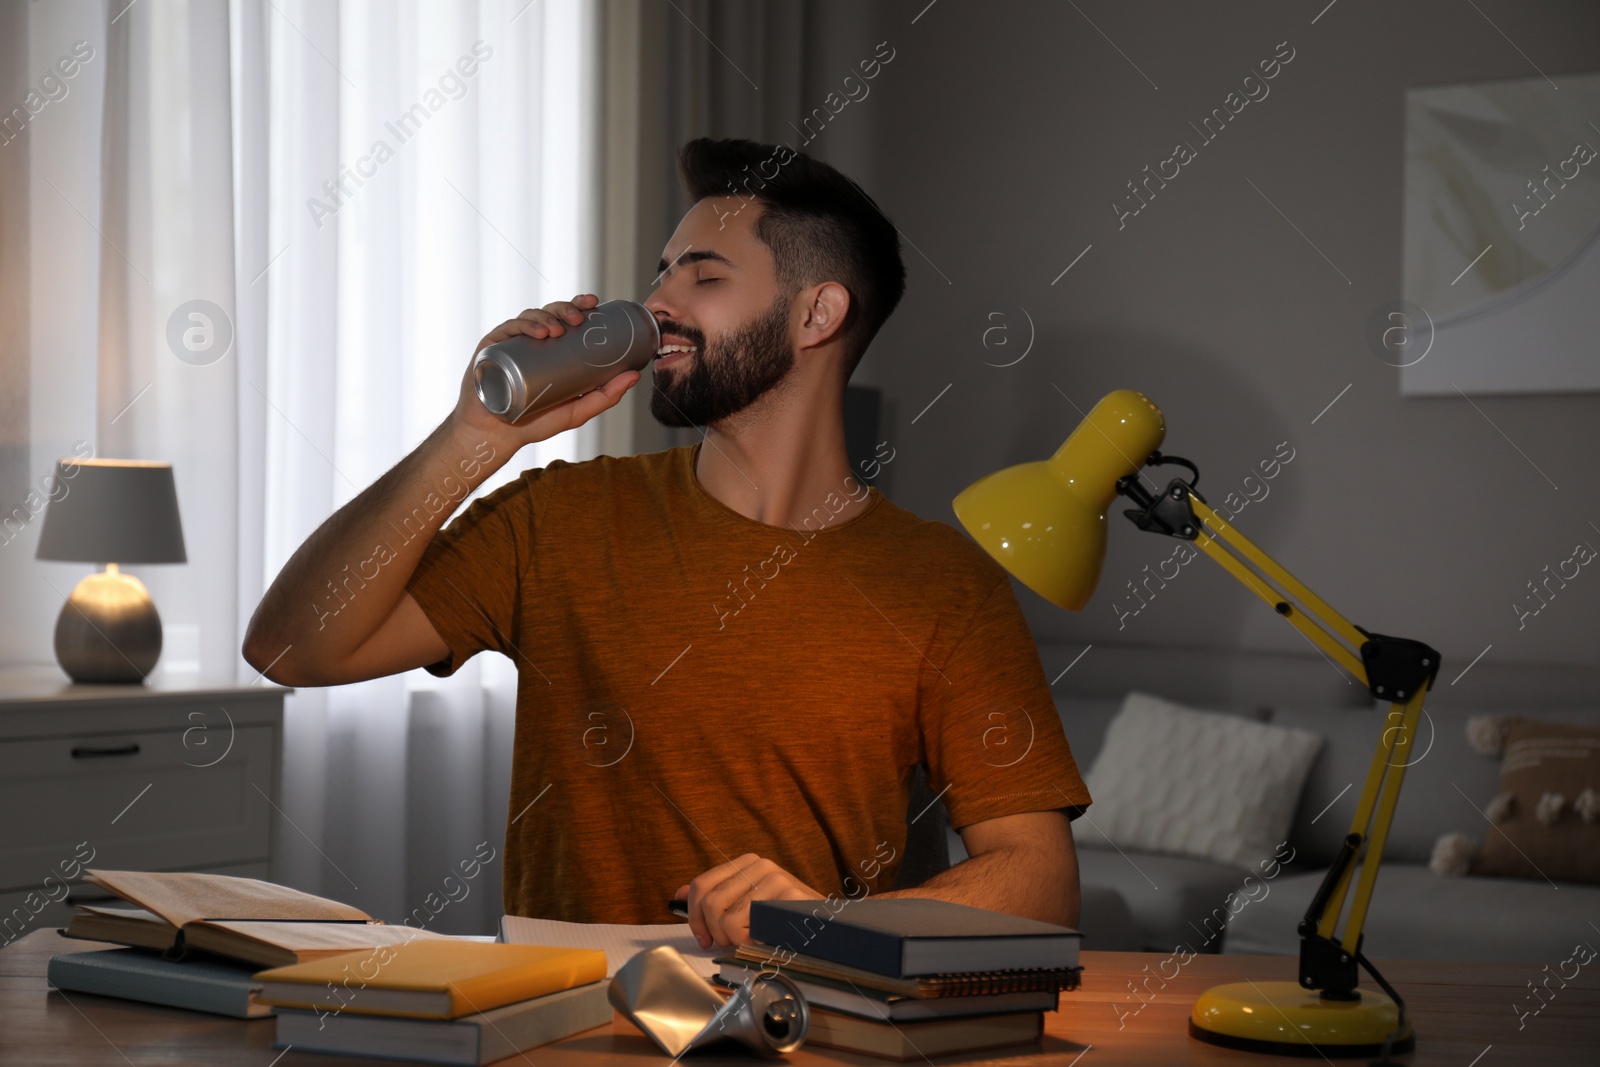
[71,743,142,759]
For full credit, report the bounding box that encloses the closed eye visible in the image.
[697,277,721,285]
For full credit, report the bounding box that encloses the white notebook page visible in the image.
[499,915,723,978]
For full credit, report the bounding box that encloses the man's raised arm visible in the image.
[241,294,640,687]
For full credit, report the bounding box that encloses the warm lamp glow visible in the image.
[54,562,164,682]
[35,458,185,683]
[72,562,152,610]
[952,390,1165,610]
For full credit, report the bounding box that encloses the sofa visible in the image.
[932,689,1600,963]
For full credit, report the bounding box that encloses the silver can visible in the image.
[608,945,808,1058]
[471,299,660,422]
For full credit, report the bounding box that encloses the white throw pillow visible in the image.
[1083,691,1323,868]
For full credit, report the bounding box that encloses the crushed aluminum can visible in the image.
[608,945,809,1057]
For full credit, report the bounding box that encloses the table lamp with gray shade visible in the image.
[34,459,187,683]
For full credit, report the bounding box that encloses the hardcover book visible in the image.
[748,898,1081,977]
[805,1006,1044,1061]
[272,981,612,1066]
[255,940,608,1020]
[47,947,272,1018]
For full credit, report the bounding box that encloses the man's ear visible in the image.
[798,281,851,352]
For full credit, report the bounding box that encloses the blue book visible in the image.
[748,898,1081,978]
[47,947,270,1018]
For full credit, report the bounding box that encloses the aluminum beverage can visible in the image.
[472,299,659,422]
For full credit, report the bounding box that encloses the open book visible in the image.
[62,870,459,969]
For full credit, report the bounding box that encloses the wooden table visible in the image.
[3,930,1595,1065]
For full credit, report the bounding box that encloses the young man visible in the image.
[244,138,1089,949]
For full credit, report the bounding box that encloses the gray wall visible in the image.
[784,0,1600,692]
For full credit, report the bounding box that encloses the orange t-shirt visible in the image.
[405,442,1090,924]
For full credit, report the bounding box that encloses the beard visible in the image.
[650,294,794,428]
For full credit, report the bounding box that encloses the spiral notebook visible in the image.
[728,943,1080,998]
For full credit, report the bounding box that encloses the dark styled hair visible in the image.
[677,137,906,377]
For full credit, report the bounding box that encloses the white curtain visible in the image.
[6,0,603,932]
[254,0,602,932]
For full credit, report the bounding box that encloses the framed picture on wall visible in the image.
[1400,71,1600,396]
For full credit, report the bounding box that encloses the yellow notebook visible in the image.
[253,940,608,1020]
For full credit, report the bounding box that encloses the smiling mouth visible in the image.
[655,344,698,363]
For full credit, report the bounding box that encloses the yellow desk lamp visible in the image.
[954,389,1437,1059]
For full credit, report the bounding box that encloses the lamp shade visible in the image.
[952,390,1165,610]
[34,459,187,565]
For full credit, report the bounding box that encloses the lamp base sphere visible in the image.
[53,568,163,683]
[1189,980,1413,1058]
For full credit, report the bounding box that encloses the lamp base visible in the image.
[1189,981,1413,1058]
[53,565,162,684]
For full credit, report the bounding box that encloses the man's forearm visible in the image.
[874,845,1081,928]
[242,417,506,675]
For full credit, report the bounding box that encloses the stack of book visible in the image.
[45,869,613,1065]
[48,869,467,1018]
[726,898,1082,1061]
[255,939,611,1066]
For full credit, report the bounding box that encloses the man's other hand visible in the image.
[675,853,823,949]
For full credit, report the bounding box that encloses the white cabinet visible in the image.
[0,668,289,944]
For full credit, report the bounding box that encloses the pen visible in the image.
[668,898,689,918]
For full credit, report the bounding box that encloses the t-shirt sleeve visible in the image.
[405,467,549,678]
[919,574,1092,830]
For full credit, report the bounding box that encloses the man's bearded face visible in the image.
[650,293,794,427]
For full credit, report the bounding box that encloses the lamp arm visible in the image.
[1119,476,1442,701]
[1116,470,1442,1003]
